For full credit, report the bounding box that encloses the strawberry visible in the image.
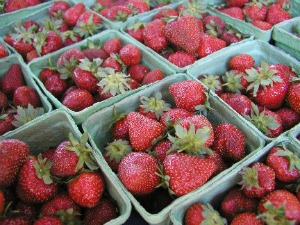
[169,80,206,112]
[240,162,276,198]
[219,28,243,45]
[127,112,164,151]
[0,112,16,135]
[62,88,94,111]
[222,70,248,93]
[165,15,203,53]
[142,69,164,85]
[118,152,160,195]
[159,108,194,127]
[0,190,4,215]
[74,11,103,38]
[258,190,300,223]
[205,151,228,175]
[13,86,42,108]
[221,93,252,115]
[61,30,82,47]
[168,51,197,68]
[0,43,8,59]
[266,4,291,25]
[0,139,29,187]
[68,171,105,208]
[128,64,150,83]
[0,91,8,110]
[34,30,63,56]
[39,68,59,83]
[48,1,71,19]
[84,198,119,225]
[153,139,173,163]
[229,54,255,72]
[100,5,131,21]
[203,15,226,34]
[0,64,25,97]
[266,146,300,183]
[63,3,86,27]
[154,8,179,20]
[251,20,273,30]
[219,7,244,20]
[127,22,145,43]
[221,187,258,220]
[213,123,245,162]
[45,73,68,97]
[287,81,300,114]
[4,0,28,12]
[26,49,39,63]
[196,34,226,58]
[276,108,300,131]
[103,38,122,54]
[119,44,141,66]
[243,3,269,22]
[102,56,123,72]
[231,212,263,225]
[199,74,223,96]
[0,216,31,225]
[112,114,129,140]
[127,0,149,13]
[34,216,63,225]
[184,203,226,225]
[17,155,58,204]
[226,0,249,7]
[162,153,216,196]
[41,148,56,161]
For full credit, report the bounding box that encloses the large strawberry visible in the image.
[229,54,255,72]
[162,153,216,196]
[0,64,25,97]
[266,3,291,25]
[231,212,263,225]
[0,139,29,187]
[118,152,160,195]
[159,108,193,128]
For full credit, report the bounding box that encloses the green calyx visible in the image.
[200,74,222,93]
[127,21,145,32]
[92,2,104,13]
[73,14,103,38]
[194,91,214,116]
[155,163,174,195]
[201,204,227,225]
[61,30,80,42]
[222,70,244,93]
[139,92,171,120]
[205,20,221,37]
[239,166,260,190]
[105,139,132,163]
[81,39,102,50]
[57,55,80,80]
[55,208,81,225]
[167,124,212,156]
[78,57,103,78]
[245,61,282,97]
[11,23,35,44]
[34,29,48,56]
[245,0,272,8]
[12,105,44,128]
[275,145,300,172]
[43,19,63,32]
[65,132,99,172]
[33,154,54,185]
[115,10,131,22]
[181,0,207,19]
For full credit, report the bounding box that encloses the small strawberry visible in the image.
[243,3,269,22]
[0,64,25,97]
[220,93,252,115]
[196,34,226,58]
[266,4,291,25]
[62,88,94,111]
[0,139,29,187]
[128,64,150,83]
[287,81,300,114]
[112,112,129,140]
[74,11,103,38]
[168,51,197,68]
[0,112,16,135]
[266,145,300,183]
[102,56,123,72]
[13,86,42,108]
[154,8,179,20]
[45,73,68,97]
[100,5,132,21]
[222,70,248,93]
[34,216,63,225]
[34,30,63,56]
[205,151,228,175]
[127,0,149,13]
[276,107,300,131]
[251,20,273,30]
[26,49,39,63]
[127,22,145,43]
[68,171,105,208]
[103,38,122,54]
[119,152,160,195]
[229,54,255,72]
[48,1,71,19]
[63,3,86,27]
[0,91,8,111]
[231,212,263,225]
[0,43,8,59]
[226,0,249,7]
[142,69,164,85]
[219,7,244,20]
[119,44,141,66]
[184,203,227,225]
[153,139,173,163]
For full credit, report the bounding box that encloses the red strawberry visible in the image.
[276,107,300,131]
[119,44,141,66]
[205,151,228,175]
[0,139,29,187]
[219,7,244,20]
[142,69,164,85]
[203,15,226,33]
[4,0,28,12]
[84,198,119,225]
[0,43,8,59]
[287,81,300,114]
[128,64,150,83]
[168,51,197,68]
[127,0,149,13]
[17,155,58,204]
[41,148,56,161]
[62,88,94,111]
[39,68,59,84]
[165,15,203,53]
[226,0,249,7]
[0,64,25,97]
[100,5,131,21]
[61,31,82,47]
[251,20,273,30]
[222,70,248,93]
[213,123,245,162]
[231,212,263,225]
[127,22,145,43]
[221,187,258,220]
[220,93,251,115]
[45,73,68,97]
[35,30,63,56]
[34,216,63,225]
[102,56,122,72]
[0,216,31,225]
[196,34,226,58]
[68,171,105,208]
[57,48,85,67]
[143,19,168,52]
[0,112,16,135]
[229,54,255,72]
[163,153,216,196]
[112,115,129,140]
[160,108,194,127]
[199,74,223,96]
[154,8,179,20]
[118,152,160,195]
[258,190,300,223]
[240,162,276,198]
[74,11,103,38]
[26,49,39,63]
[63,3,86,27]
[127,112,164,151]
[266,146,300,183]
[0,91,8,111]
[103,38,122,55]
[266,4,291,25]
[243,3,268,22]
[81,48,108,61]
[48,1,71,19]
[153,139,173,163]
[184,203,226,225]
[169,80,206,112]
[13,86,42,108]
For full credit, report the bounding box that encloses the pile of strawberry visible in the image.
[3,1,104,63]
[198,53,300,138]
[91,0,174,22]
[0,63,45,135]
[0,43,8,59]
[183,143,300,225]
[0,133,120,224]
[215,0,292,30]
[102,79,249,213]
[126,0,247,68]
[0,0,48,14]
[38,37,165,112]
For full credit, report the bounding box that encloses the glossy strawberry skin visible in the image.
[231,212,263,225]
[13,86,42,108]
[287,82,300,114]
[0,64,25,97]
[72,67,99,93]
[143,19,167,52]
[159,108,193,127]
[63,3,86,26]
[45,73,68,97]
[168,51,197,68]
[119,44,141,66]
[62,88,94,111]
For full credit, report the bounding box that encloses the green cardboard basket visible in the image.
[187,40,300,143]
[288,123,300,147]
[170,135,299,225]
[273,17,300,61]
[82,73,264,225]
[0,54,52,137]
[0,109,132,225]
[28,29,175,124]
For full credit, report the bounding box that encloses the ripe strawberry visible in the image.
[213,123,245,162]
[0,112,16,135]
[13,86,42,108]
[163,153,216,196]
[127,0,149,13]
[34,216,63,225]
[276,107,300,131]
[231,212,263,225]
[251,20,273,30]
[0,216,31,225]
[266,146,300,183]
[48,1,71,19]
[74,11,103,38]
[142,69,164,85]
[103,38,122,54]
[266,4,291,25]
[119,44,141,66]
[243,3,268,22]
[63,3,86,27]
[226,0,249,7]
[102,56,122,72]
[61,30,82,47]
[127,112,164,151]
[127,22,145,43]
[4,0,28,12]
[41,148,56,161]
[169,80,206,112]
[221,187,258,220]
[240,162,276,198]
[184,203,226,225]
[0,91,8,111]
[112,114,129,140]
[154,8,179,20]
[17,155,58,204]
[165,15,203,53]
[57,48,85,67]
[196,34,226,58]
[45,73,68,97]
[0,43,8,59]
[0,189,4,215]
[159,108,193,127]
[153,139,173,163]
[229,54,255,72]
[168,51,197,68]
[128,64,150,83]
[26,49,39,63]
[203,15,226,34]
[68,171,105,208]
[62,88,94,111]
[35,30,63,56]
[100,5,132,21]
[205,151,228,175]
[0,64,25,97]
[219,7,244,20]
[143,19,168,52]
[0,139,29,187]
[258,190,300,223]
[287,81,300,114]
